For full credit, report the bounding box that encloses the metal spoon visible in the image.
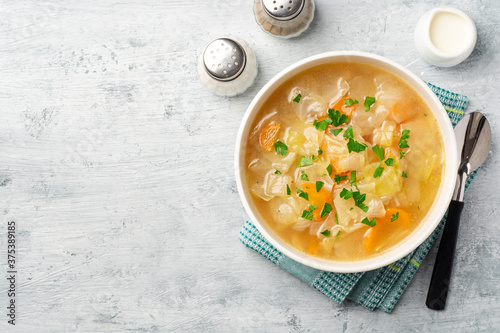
[426,112,491,310]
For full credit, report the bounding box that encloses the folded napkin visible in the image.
[239,83,476,313]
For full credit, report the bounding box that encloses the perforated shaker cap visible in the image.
[262,0,305,21]
[203,38,247,82]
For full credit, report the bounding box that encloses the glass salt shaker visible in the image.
[197,37,258,97]
[254,0,315,38]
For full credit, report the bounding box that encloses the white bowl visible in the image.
[235,51,458,273]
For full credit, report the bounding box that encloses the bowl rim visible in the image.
[234,51,458,273]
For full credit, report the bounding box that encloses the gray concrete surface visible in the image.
[0,0,499,331]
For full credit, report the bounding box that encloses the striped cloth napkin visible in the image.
[239,83,475,313]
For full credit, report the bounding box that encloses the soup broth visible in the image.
[245,62,445,261]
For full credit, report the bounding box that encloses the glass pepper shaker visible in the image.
[197,37,258,97]
[254,0,315,38]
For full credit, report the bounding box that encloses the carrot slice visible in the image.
[364,207,411,253]
[302,183,334,221]
[332,96,355,116]
[259,122,281,152]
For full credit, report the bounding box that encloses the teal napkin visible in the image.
[239,83,475,313]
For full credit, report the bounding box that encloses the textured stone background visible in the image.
[0,0,499,332]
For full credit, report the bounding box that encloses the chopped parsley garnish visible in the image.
[320,229,331,237]
[391,212,399,222]
[320,203,333,218]
[309,205,318,211]
[361,217,377,227]
[339,188,353,200]
[286,184,291,195]
[316,181,324,192]
[344,98,359,106]
[335,230,342,239]
[343,126,354,140]
[274,141,288,156]
[301,210,313,220]
[424,114,428,117]
[347,138,367,153]
[314,118,332,131]
[364,96,376,111]
[385,158,394,166]
[335,214,339,224]
[274,170,281,174]
[352,191,368,212]
[334,174,347,184]
[301,171,309,181]
[373,162,384,178]
[298,156,314,167]
[327,164,333,176]
[296,189,309,201]
[398,129,411,149]
[399,149,405,159]
[350,170,357,187]
[328,109,349,127]
[318,148,323,156]
[330,128,343,136]
[293,93,302,103]
[372,145,385,160]
[402,171,408,178]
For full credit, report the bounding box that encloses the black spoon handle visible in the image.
[426,200,465,310]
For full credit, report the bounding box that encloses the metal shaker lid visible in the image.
[262,0,305,21]
[203,38,247,81]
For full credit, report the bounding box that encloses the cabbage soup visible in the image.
[245,62,445,261]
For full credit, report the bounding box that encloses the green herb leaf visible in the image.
[315,118,332,131]
[344,98,359,106]
[301,171,309,181]
[352,191,368,212]
[274,170,281,174]
[372,145,385,160]
[327,164,333,176]
[373,162,384,178]
[340,188,353,200]
[320,203,333,218]
[328,109,349,127]
[343,126,354,140]
[335,230,342,239]
[316,181,324,192]
[309,205,318,211]
[293,94,301,103]
[364,96,376,111]
[286,184,291,195]
[347,138,367,153]
[335,214,339,224]
[320,229,331,237]
[296,189,309,201]
[361,217,377,227]
[334,174,347,185]
[318,148,323,156]
[391,212,399,222]
[330,128,343,136]
[402,171,408,178]
[385,158,394,166]
[298,156,314,167]
[274,141,288,156]
[424,114,428,117]
[350,170,356,187]
[399,149,405,159]
[398,129,410,149]
[301,210,313,220]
